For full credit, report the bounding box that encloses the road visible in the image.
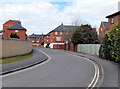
[2,48,97,87]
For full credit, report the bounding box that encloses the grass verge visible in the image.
[0,52,33,65]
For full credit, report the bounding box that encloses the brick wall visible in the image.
[1,38,32,58]
[53,44,65,50]
[65,42,77,52]
[2,20,27,40]
[108,15,119,29]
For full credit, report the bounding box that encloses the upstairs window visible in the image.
[56,37,61,42]
[111,18,114,24]
[55,32,58,35]
[60,32,62,35]
[15,30,18,32]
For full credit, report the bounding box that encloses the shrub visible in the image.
[99,23,120,62]
[10,33,20,39]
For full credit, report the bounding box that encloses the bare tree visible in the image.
[71,18,87,26]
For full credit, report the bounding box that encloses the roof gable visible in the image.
[7,24,26,30]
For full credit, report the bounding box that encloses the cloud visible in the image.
[0,0,119,35]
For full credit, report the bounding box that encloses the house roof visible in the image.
[7,24,26,30]
[11,20,21,24]
[106,11,120,18]
[27,34,44,38]
[45,24,79,36]
[102,22,108,30]
[52,25,79,32]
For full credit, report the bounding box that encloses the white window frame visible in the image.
[60,32,62,35]
[111,18,114,24]
[15,30,18,32]
[56,37,62,42]
[55,32,58,35]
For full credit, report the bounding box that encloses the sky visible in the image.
[0,0,119,35]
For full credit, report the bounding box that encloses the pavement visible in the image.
[1,48,48,75]
[64,50,119,88]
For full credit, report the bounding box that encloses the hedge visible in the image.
[99,23,120,63]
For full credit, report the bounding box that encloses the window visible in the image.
[15,30,18,32]
[32,40,34,43]
[111,18,114,24]
[56,37,61,42]
[55,32,58,35]
[60,32,62,35]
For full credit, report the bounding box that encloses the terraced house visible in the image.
[99,11,120,39]
[44,23,78,49]
[2,20,27,40]
[27,33,44,47]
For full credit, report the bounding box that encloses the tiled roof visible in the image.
[52,25,79,32]
[102,22,108,30]
[7,24,26,30]
[12,20,21,24]
[27,34,44,38]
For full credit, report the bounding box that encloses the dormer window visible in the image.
[111,18,114,24]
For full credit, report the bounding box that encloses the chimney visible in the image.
[61,23,63,25]
[118,1,120,11]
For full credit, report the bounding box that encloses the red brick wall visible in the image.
[99,22,110,40]
[6,30,26,39]
[53,44,65,50]
[28,37,42,43]
[108,15,119,30]
[2,20,26,40]
[44,35,51,44]
[44,31,64,44]
[65,42,77,52]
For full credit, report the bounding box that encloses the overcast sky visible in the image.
[0,0,119,35]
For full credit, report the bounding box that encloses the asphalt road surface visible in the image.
[2,48,96,87]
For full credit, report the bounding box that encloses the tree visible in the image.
[71,18,87,26]
[71,24,99,44]
[10,33,20,39]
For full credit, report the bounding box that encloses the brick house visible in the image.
[2,20,27,40]
[44,23,78,49]
[27,33,44,47]
[99,11,120,39]
[99,22,108,39]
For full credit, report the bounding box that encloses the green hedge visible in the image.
[99,23,120,63]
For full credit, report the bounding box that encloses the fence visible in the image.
[1,38,32,58]
[77,44,100,56]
